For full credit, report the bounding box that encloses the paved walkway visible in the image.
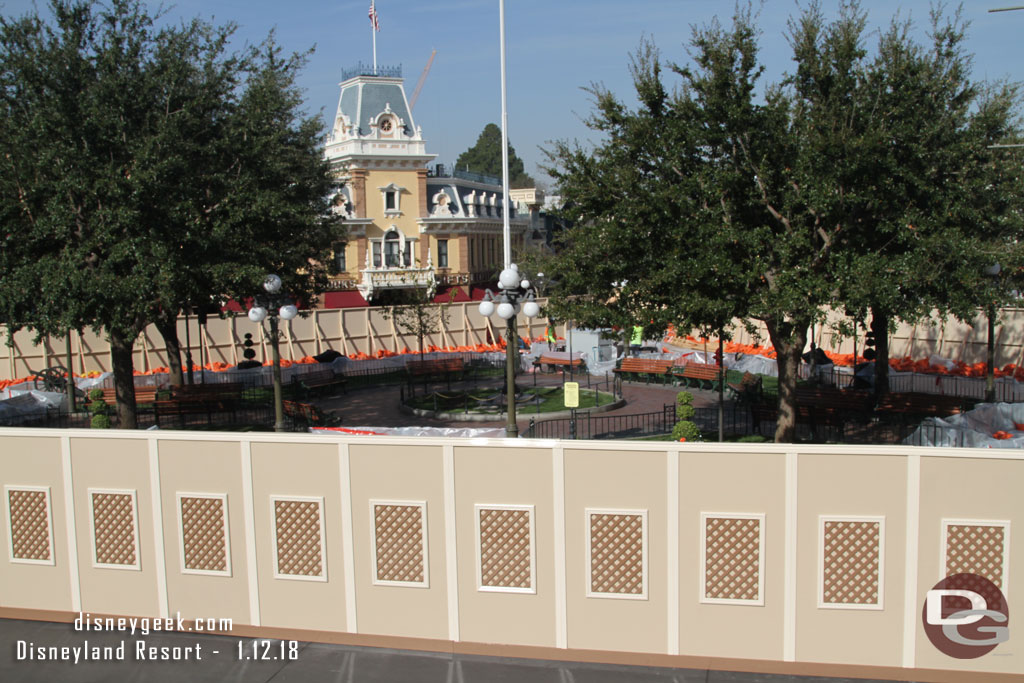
[318,372,724,432]
[0,618,899,683]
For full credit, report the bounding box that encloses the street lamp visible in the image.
[984,262,1001,403]
[246,274,298,432]
[478,264,541,437]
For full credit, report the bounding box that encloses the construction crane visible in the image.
[409,49,436,111]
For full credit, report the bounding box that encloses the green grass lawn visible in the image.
[406,385,615,414]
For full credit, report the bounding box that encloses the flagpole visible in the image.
[372,5,377,71]
[499,0,511,267]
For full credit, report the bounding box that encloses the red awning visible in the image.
[323,290,369,308]
[433,285,471,303]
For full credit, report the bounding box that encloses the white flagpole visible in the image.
[372,2,377,71]
[499,0,511,268]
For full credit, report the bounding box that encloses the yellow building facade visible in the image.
[322,67,529,307]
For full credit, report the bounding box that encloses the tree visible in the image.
[456,123,536,188]
[0,0,339,427]
[382,288,454,357]
[545,2,1022,442]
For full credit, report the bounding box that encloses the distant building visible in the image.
[321,65,531,308]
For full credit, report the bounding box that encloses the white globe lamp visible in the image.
[478,300,495,317]
[248,306,268,323]
[523,300,540,318]
[496,302,515,320]
[263,274,282,294]
[279,304,298,321]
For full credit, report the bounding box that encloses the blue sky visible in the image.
[3,1,1023,184]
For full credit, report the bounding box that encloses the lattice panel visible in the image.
[374,504,425,584]
[7,489,51,562]
[180,496,227,573]
[274,499,323,577]
[822,520,880,605]
[479,508,531,589]
[589,512,644,595]
[92,492,137,567]
[946,524,1006,589]
[704,516,760,601]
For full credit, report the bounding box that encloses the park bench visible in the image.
[533,354,585,373]
[293,369,347,398]
[88,387,160,406]
[282,399,337,429]
[750,387,872,435]
[406,358,464,379]
[153,398,217,428]
[874,392,965,419]
[672,362,722,390]
[614,358,674,384]
[727,372,763,402]
[171,383,243,412]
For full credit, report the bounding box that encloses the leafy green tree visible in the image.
[0,0,339,426]
[545,2,1022,442]
[382,288,454,357]
[456,123,536,188]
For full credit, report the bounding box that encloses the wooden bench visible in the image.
[406,358,465,378]
[875,392,965,419]
[534,354,585,373]
[727,372,762,402]
[293,369,347,398]
[153,399,217,427]
[795,388,874,428]
[282,400,337,428]
[672,363,722,390]
[170,383,243,412]
[88,387,160,406]
[614,358,674,384]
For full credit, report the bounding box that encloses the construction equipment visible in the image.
[409,49,436,111]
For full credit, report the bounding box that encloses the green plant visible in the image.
[672,420,701,442]
[676,391,695,420]
[88,388,105,402]
[737,434,769,443]
[90,413,112,429]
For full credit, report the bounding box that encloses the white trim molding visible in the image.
[269,495,328,583]
[87,488,142,572]
[699,512,766,606]
[4,485,56,567]
[474,503,536,594]
[175,492,232,577]
[584,508,649,601]
[369,499,430,588]
[817,515,886,611]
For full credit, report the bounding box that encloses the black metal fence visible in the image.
[523,404,676,440]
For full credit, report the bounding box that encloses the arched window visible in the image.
[384,231,401,268]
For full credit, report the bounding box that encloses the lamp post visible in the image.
[984,263,1001,403]
[478,265,541,437]
[246,274,299,432]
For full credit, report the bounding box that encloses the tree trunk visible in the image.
[766,319,808,444]
[109,331,138,430]
[870,307,890,396]
[154,312,184,387]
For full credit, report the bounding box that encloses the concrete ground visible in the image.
[0,618,902,683]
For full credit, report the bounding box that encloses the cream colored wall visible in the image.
[677,451,786,660]
[795,453,907,667]
[915,456,1024,674]
[250,441,347,632]
[453,446,556,647]
[563,448,667,654]
[70,437,160,617]
[157,439,251,626]
[363,169,423,240]
[349,443,449,639]
[0,435,71,611]
[3,431,1024,678]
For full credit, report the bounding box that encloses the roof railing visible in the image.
[340,63,402,81]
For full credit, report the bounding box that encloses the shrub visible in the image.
[90,413,112,429]
[676,391,695,420]
[737,434,769,443]
[672,420,701,442]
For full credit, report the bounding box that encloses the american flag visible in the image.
[368,1,380,31]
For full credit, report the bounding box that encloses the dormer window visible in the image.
[378,182,404,216]
[379,116,395,137]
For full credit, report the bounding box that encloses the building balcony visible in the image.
[357,263,436,301]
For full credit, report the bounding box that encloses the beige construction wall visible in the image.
[0,301,554,382]
[1,429,1021,681]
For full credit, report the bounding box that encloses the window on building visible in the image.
[438,239,448,268]
[403,242,412,267]
[332,242,347,274]
[385,191,396,211]
[372,241,382,268]
[384,231,401,267]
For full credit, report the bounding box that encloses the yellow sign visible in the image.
[564,382,579,408]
